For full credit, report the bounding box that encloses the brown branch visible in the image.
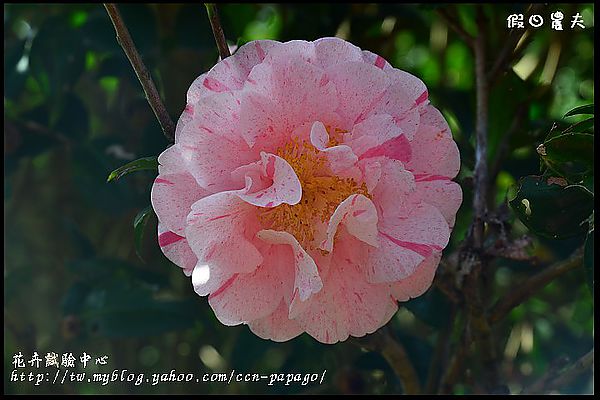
[487,4,545,85]
[489,247,584,324]
[471,7,489,249]
[205,3,231,60]
[103,3,175,141]
[355,326,422,394]
[437,7,475,49]
[425,307,456,393]
[522,348,594,394]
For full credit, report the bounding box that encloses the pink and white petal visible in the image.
[180,91,242,142]
[191,262,233,297]
[297,259,398,344]
[157,144,187,175]
[262,40,316,67]
[248,300,304,342]
[314,37,363,68]
[390,252,441,302]
[419,105,452,139]
[310,121,358,174]
[415,178,463,228]
[186,72,209,105]
[346,114,402,157]
[178,134,255,193]
[320,194,379,252]
[151,172,209,235]
[241,58,339,148]
[157,223,196,276]
[236,153,302,208]
[207,263,284,326]
[357,158,383,193]
[407,124,460,179]
[257,230,323,318]
[186,191,262,274]
[368,202,450,283]
[385,68,429,108]
[372,159,416,220]
[362,50,393,71]
[328,61,390,126]
[203,40,280,92]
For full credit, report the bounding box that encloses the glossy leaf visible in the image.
[509,176,593,239]
[539,133,594,182]
[564,104,594,118]
[106,156,158,182]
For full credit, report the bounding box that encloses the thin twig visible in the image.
[205,3,231,60]
[425,307,456,393]
[103,4,175,141]
[437,7,475,49]
[522,348,594,394]
[487,4,544,85]
[355,326,422,394]
[489,247,584,324]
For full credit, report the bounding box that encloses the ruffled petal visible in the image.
[415,177,463,228]
[186,191,262,275]
[367,202,450,283]
[257,230,323,318]
[407,105,460,179]
[390,252,441,302]
[327,61,390,126]
[320,194,379,252]
[234,152,302,208]
[310,121,358,174]
[248,300,304,342]
[314,37,364,68]
[157,223,196,276]
[296,241,398,344]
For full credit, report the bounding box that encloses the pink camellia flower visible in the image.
[151,38,462,344]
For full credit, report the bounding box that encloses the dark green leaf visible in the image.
[539,133,594,182]
[563,117,594,134]
[106,156,158,182]
[564,104,594,118]
[509,176,593,239]
[584,228,594,296]
[134,206,153,261]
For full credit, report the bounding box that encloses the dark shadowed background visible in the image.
[4,3,594,394]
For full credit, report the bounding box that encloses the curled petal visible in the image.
[157,223,196,276]
[310,121,358,174]
[390,252,441,302]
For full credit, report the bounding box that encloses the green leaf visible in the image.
[563,117,594,134]
[509,176,594,239]
[133,206,153,261]
[106,156,158,182]
[584,229,594,296]
[564,104,594,118]
[538,133,594,182]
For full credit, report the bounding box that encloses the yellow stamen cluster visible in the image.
[258,136,370,248]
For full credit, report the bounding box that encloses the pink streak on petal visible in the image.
[159,231,185,247]
[358,134,412,163]
[414,174,451,182]
[416,90,429,105]
[208,274,239,300]
[154,178,174,185]
[203,77,230,92]
[374,55,386,69]
[380,232,437,258]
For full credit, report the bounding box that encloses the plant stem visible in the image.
[489,247,584,324]
[205,3,231,60]
[103,4,175,141]
[356,327,422,394]
[523,348,594,394]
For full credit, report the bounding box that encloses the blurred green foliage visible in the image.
[4,3,594,394]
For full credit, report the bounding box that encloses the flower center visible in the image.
[258,136,370,249]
